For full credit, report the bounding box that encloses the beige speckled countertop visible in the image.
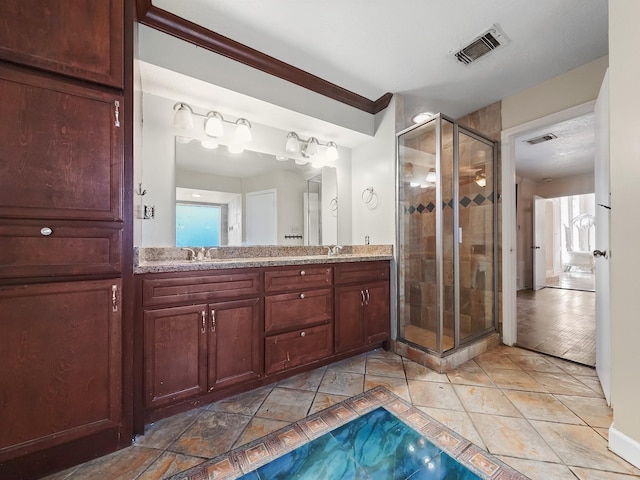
[134,245,393,274]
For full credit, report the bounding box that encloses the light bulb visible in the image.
[201,139,219,149]
[173,103,194,130]
[233,119,252,144]
[285,132,300,153]
[204,112,224,137]
[325,142,339,162]
[426,169,436,183]
[228,143,244,154]
[304,137,319,157]
[294,157,308,165]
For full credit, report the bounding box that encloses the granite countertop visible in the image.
[134,245,393,274]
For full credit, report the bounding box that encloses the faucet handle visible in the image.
[205,247,217,260]
[334,245,343,253]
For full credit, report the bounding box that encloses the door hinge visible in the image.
[114,100,121,128]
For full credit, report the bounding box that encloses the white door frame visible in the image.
[501,100,596,346]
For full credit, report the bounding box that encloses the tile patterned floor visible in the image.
[44,346,638,480]
[517,288,595,366]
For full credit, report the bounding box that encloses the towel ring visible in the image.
[362,187,378,210]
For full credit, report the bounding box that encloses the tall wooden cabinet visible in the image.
[0,1,129,479]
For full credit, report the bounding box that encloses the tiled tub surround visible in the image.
[134,245,393,273]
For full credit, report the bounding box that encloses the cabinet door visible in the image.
[0,0,123,87]
[264,324,333,375]
[0,279,121,462]
[208,298,262,390]
[0,66,123,221]
[334,284,365,353]
[144,305,208,409]
[364,282,391,344]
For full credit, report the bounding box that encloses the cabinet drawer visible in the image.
[264,324,333,375]
[0,221,122,278]
[264,265,332,293]
[143,271,262,307]
[334,261,390,285]
[265,288,332,334]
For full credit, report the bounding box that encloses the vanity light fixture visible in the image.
[475,170,487,187]
[412,111,435,124]
[275,155,289,162]
[285,131,339,162]
[172,102,253,151]
[425,169,437,184]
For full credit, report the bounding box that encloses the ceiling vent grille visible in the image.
[524,133,558,145]
[454,25,508,65]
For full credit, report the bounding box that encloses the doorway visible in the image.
[502,102,599,367]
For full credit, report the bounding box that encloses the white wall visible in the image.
[351,96,397,246]
[503,56,608,130]
[609,0,640,467]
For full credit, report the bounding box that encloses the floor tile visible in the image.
[550,358,598,377]
[483,367,547,392]
[407,380,464,411]
[554,394,612,428]
[135,408,204,450]
[418,407,486,449]
[474,352,523,370]
[531,420,640,474]
[170,411,251,458]
[277,368,326,391]
[233,417,290,447]
[210,385,273,415]
[318,370,365,396]
[364,374,410,402]
[574,375,606,396]
[61,446,161,480]
[326,355,367,374]
[403,358,449,383]
[137,451,205,480]
[504,390,584,424]
[308,392,350,415]
[453,385,522,417]
[570,466,640,479]
[497,456,575,480]
[446,362,495,387]
[527,371,601,397]
[255,387,316,422]
[470,413,560,462]
[594,427,610,440]
[365,356,406,378]
[507,353,565,373]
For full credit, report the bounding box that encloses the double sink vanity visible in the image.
[134,245,393,424]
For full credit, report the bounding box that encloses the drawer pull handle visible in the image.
[201,310,206,333]
[360,290,366,306]
[40,227,53,236]
[211,309,216,332]
[299,293,305,299]
[300,270,306,276]
[365,289,370,305]
[300,331,306,337]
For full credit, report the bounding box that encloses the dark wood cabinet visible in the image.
[144,305,208,409]
[0,279,122,463]
[142,271,262,414]
[335,262,391,354]
[0,0,124,88]
[265,324,333,374]
[0,65,123,222]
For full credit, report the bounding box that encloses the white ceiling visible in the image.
[149,0,608,181]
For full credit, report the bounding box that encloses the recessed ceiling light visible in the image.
[412,112,435,124]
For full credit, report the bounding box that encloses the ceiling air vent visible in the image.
[524,133,558,145]
[454,25,508,65]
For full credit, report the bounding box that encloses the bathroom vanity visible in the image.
[134,246,392,426]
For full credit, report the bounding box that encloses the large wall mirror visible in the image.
[174,138,338,246]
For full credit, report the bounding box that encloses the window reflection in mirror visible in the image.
[175,138,338,246]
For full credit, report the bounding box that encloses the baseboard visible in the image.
[609,423,640,469]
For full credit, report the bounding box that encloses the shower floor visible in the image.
[402,324,454,351]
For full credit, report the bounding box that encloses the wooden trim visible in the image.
[135,0,392,114]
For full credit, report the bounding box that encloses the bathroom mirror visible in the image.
[173,138,338,246]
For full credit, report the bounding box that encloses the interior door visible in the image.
[533,195,547,290]
[594,69,611,404]
[246,189,277,245]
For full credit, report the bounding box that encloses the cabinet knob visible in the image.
[300,270,306,276]
[299,293,305,299]
[300,331,306,337]
[40,227,53,236]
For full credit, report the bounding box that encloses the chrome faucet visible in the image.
[205,247,218,260]
[326,245,343,256]
[196,248,206,261]
[182,247,196,261]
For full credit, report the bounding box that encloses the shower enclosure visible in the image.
[397,114,498,362]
